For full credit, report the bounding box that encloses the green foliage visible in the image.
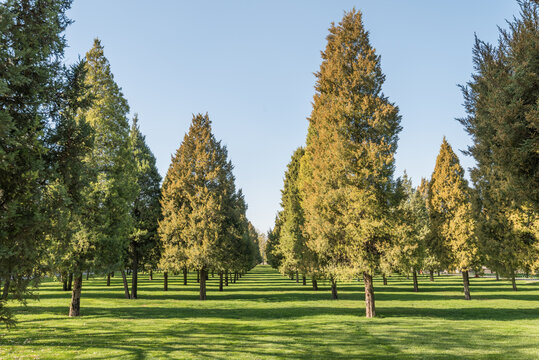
[159,113,254,279]
[266,215,284,269]
[74,39,137,275]
[459,0,538,275]
[0,0,72,327]
[428,139,478,272]
[301,9,401,281]
[383,173,428,276]
[128,114,162,273]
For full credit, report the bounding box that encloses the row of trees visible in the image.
[0,0,261,326]
[267,3,538,318]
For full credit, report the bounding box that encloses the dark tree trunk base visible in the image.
[69,274,83,317]
[429,270,434,282]
[382,274,387,286]
[302,275,306,286]
[462,270,471,300]
[412,270,419,292]
[200,269,207,300]
[331,279,338,300]
[364,272,376,318]
[312,278,318,291]
[164,272,168,291]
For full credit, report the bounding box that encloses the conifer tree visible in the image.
[159,113,236,300]
[0,0,72,326]
[67,39,137,316]
[266,216,284,270]
[45,60,94,297]
[127,114,162,299]
[301,10,401,316]
[428,139,478,300]
[459,0,538,281]
[384,174,428,292]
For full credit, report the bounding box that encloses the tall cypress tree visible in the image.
[278,147,318,285]
[459,0,538,280]
[159,113,235,300]
[301,9,401,316]
[0,0,72,326]
[428,138,478,300]
[68,39,137,316]
[127,114,162,299]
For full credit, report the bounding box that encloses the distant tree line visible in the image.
[0,0,261,326]
[266,3,538,318]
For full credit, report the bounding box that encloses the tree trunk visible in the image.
[437,270,441,277]
[197,270,200,283]
[225,270,229,286]
[199,269,207,300]
[164,272,168,291]
[111,271,114,277]
[121,270,130,299]
[149,269,153,281]
[412,270,419,292]
[234,272,237,283]
[219,272,223,291]
[131,257,138,299]
[68,273,73,291]
[331,279,338,300]
[302,275,306,286]
[86,270,89,280]
[211,271,214,278]
[495,272,499,281]
[69,274,83,317]
[429,270,434,281]
[62,274,68,291]
[183,267,187,285]
[364,272,376,318]
[382,273,387,285]
[296,270,299,283]
[312,278,318,291]
[106,273,111,286]
[511,268,517,291]
[462,270,471,300]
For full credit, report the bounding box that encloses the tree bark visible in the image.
[106,273,111,286]
[296,270,299,283]
[219,272,223,291]
[412,270,419,292]
[164,272,168,291]
[331,279,338,300]
[62,274,68,291]
[68,273,73,290]
[183,267,187,285]
[225,270,229,286]
[462,270,471,300]
[197,270,200,283]
[302,275,306,286]
[437,270,441,277]
[511,268,517,291]
[495,272,500,281]
[69,273,83,317]
[149,269,153,281]
[429,270,434,281]
[121,270,130,299]
[199,269,207,300]
[382,273,387,285]
[131,250,138,299]
[364,272,376,318]
[312,278,318,291]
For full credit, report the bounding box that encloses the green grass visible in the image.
[1,265,538,359]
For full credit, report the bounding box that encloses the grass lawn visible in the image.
[1,265,538,359]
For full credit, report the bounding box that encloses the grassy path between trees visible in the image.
[1,265,538,359]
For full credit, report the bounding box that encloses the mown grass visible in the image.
[1,265,538,359]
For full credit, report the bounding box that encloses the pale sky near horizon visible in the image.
[63,1,521,233]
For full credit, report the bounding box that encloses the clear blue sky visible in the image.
[64,1,521,232]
